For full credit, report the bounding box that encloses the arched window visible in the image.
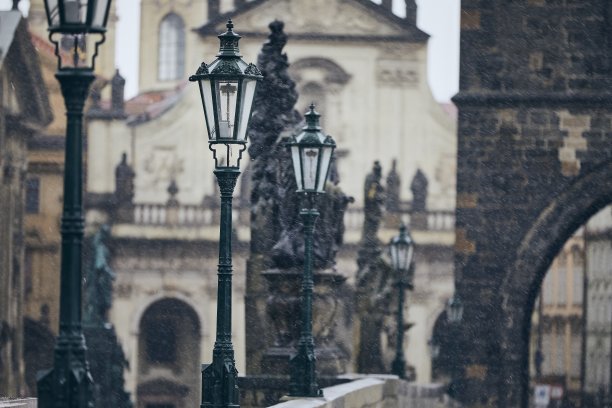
[158,13,185,81]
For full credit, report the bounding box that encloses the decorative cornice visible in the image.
[194,0,429,43]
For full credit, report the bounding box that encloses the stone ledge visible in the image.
[268,376,454,408]
[0,399,37,408]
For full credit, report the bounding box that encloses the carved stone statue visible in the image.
[386,159,401,212]
[84,225,115,325]
[245,20,302,375]
[245,21,354,378]
[361,161,385,251]
[271,158,353,270]
[410,168,428,212]
[355,162,396,374]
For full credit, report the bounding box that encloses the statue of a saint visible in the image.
[84,225,116,325]
[361,161,385,247]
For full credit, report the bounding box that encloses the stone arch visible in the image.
[136,297,201,408]
[130,291,204,338]
[497,158,612,408]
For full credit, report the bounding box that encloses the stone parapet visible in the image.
[0,399,37,407]
[268,376,458,408]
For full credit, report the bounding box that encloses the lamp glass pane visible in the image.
[316,145,333,193]
[402,245,414,271]
[236,78,257,142]
[63,0,83,24]
[92,0,110,27]
[390,245,399,270]
[199,79,215,140]
[215,80,238,139]
[45,0,60,26]
[397,244,408,271]
[291,145,303,190]
[300,147,320,191]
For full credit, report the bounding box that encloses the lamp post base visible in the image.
[289,343,323,398]
[37,334,94,408]
[391,355,407,380]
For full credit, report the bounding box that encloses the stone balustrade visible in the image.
[131,203,455,232]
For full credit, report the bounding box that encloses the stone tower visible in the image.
[452,1,612,407]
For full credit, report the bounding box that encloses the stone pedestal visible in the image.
[262,268,352,377]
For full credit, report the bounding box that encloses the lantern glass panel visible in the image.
[63,0,82,24]
[300,147,320,191]
[198,79,215,139]
[316,144,333,193]
[291,145,303,190]
[92,0,110,27]
[447,297,463,323]
[236,78,257,142]
[45,0,60,26]
[216,80,239,139]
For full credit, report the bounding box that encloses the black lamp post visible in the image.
[37,1,111,407]
[389,224,415,379]
[287,104,336,397]
[189,19,262,408]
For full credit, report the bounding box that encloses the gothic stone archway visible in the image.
[452,1,612,406]
[499,160,612,407]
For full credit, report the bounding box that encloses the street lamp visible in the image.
[389,224,415,379]
[37,1,112,407]
[287,104,336,397]
[189,19,262,408]
[446,293,464,324]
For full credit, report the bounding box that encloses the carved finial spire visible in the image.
[217,18,242,57]
[304,104,321,130]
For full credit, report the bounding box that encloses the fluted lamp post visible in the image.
[287,104,336,397]
[389,224,415,379]
[37,1,112,407]
[189,19,262,408]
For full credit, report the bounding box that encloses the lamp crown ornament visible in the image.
[304,103,322,130]
[217,19,242,57]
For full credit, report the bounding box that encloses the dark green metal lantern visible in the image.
[189,19,262,169]
[446,293,464,324]
[288,104,336,194]
[389,224,415,283]
[43,0,112,34]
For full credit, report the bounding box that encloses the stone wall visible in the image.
[266,376,457,408]
[453,0,612,407]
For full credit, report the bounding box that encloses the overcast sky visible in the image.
[115,0,460,101]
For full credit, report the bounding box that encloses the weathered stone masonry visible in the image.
[452,1,612,407]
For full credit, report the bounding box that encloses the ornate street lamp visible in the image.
[287,104,336,397]
[37,1,112,407]
[446,293,464,324]
[189,19,262,408]
[389,224,415,379]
